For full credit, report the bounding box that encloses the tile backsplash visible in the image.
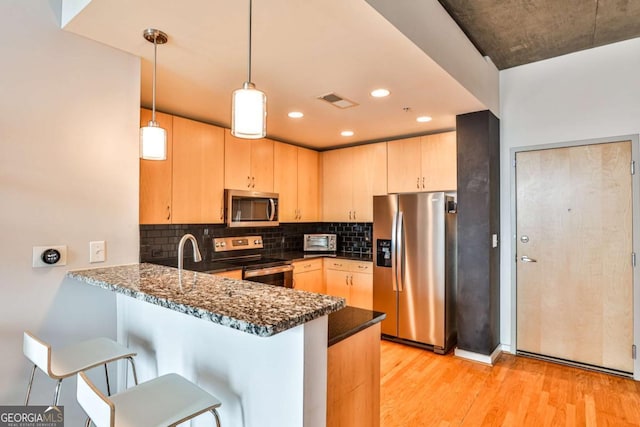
[140,222,372,262]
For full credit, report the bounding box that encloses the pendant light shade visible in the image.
[231,0,267,139]
[140,28,168,160]
[232,82,266,139]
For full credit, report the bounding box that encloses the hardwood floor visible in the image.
[380,341,640,426]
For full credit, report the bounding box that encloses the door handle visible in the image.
[520,255,537,263]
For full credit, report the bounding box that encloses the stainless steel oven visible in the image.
[212,236,293,288]
[243,264,294,288]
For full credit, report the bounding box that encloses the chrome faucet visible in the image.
[178,233,202,271]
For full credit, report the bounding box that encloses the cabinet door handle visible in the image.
[167,205,171,221]
[349,275,353,286]
[417,177,420,189]
[345,275,349,286]
[353,210,356,220]
[252,176,256,188]
[422,177,425,189]
[247,176,251,188]
[220,207,224,221]
[349,210,352,220]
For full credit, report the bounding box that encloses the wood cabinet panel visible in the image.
[172,116,224,224]
[274,142,299,222]
[352,143,387,222]
[387,136,422,193]
[327,323,381,427]
[139,109,173,224]
[251,138,274,192]
[324,260,373,309]
[214,270,243,280]
[297,147,319,221]
[388,132,457,193]
[322,148,353,222]
[421,131,457,191]
[224,129,252,190]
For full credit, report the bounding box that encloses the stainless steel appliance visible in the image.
[225,189,279,227]
[373,192,457,354]
[213,236,293,287]
[303,233,337,252]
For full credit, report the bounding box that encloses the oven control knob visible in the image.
[254,239,261,245]
[220,242,226,247]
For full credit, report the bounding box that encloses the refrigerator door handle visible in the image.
[391,211,398,291]
[397,211,404,292]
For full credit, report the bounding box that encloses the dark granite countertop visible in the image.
[327,306,386,346]
[272,251,373,263]
[67,263,345,337]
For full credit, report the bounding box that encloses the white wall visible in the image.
[0,0,139,422]
[499,38,640,349]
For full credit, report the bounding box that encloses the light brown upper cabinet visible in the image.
[224,129,274,192]
[140,109,173,224]
[172,116,225,224]
[387,131,457,193]
[274,142,319,222]
[322,142,387,222]
[139,109,225,224]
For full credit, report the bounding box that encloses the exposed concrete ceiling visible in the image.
[438,0,640,70]
[60,0,494,149]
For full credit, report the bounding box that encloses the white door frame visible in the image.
[510,134,640,380]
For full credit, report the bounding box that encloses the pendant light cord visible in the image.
[248,0,253,83]
[152,34,158,123]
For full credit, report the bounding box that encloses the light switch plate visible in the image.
[492,234,499,248]
[89,241,106,263]
[32,245,67,268]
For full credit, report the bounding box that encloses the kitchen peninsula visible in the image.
[67,263,346,427]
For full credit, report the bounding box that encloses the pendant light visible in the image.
[231,0,267,139]
[140,28,168,160]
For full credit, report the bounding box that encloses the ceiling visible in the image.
[438,0,640,70]
[63,1,640,149]
[61,0,486,149]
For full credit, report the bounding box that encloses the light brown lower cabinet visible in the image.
[213,270,242,280]
[292,258,324,293]
[327,323,381,427]
[324,260,373,310]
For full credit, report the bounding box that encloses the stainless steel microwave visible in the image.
[225,189,279,227]
[304,234,337,252]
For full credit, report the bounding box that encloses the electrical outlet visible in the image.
[89,241,106,263]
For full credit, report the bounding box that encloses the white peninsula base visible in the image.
[116,294,328,427]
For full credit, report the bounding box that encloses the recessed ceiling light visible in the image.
[341,130,354,137]
[416,116,432,123]
[370,88,390,98]
[288,111,304,119]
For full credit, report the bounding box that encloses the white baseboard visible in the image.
[454,345,502,365]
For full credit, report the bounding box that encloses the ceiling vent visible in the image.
[317,93,358,109]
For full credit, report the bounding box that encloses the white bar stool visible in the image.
[77,371,222,427]
[23,331,138,406]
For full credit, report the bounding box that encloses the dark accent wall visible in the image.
[455,110,501,355]
[140,222,372,262]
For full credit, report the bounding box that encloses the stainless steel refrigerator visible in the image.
[373,192,457,354]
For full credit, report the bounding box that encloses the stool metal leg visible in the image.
[52,379,62,406]
[211,408,221,427]
[25,364,37,405]
[127,356,139,386]
[104,364,112,396]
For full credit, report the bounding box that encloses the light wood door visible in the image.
[516,141,633,373]
[350,271,373,310]
[322,148,353,222]
[139,108,173,224]
[387,136,422,193]
[325,268,351,302]
[297,147,319,221]
[224,129,252,190]
[274,142,298,221]
[172,116,224,224]
[421,131,457,191]
[352,143,387,222]
[294,269,324,293]
[250,138,274,192]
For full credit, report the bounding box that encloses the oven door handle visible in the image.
[243,264,293,278]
